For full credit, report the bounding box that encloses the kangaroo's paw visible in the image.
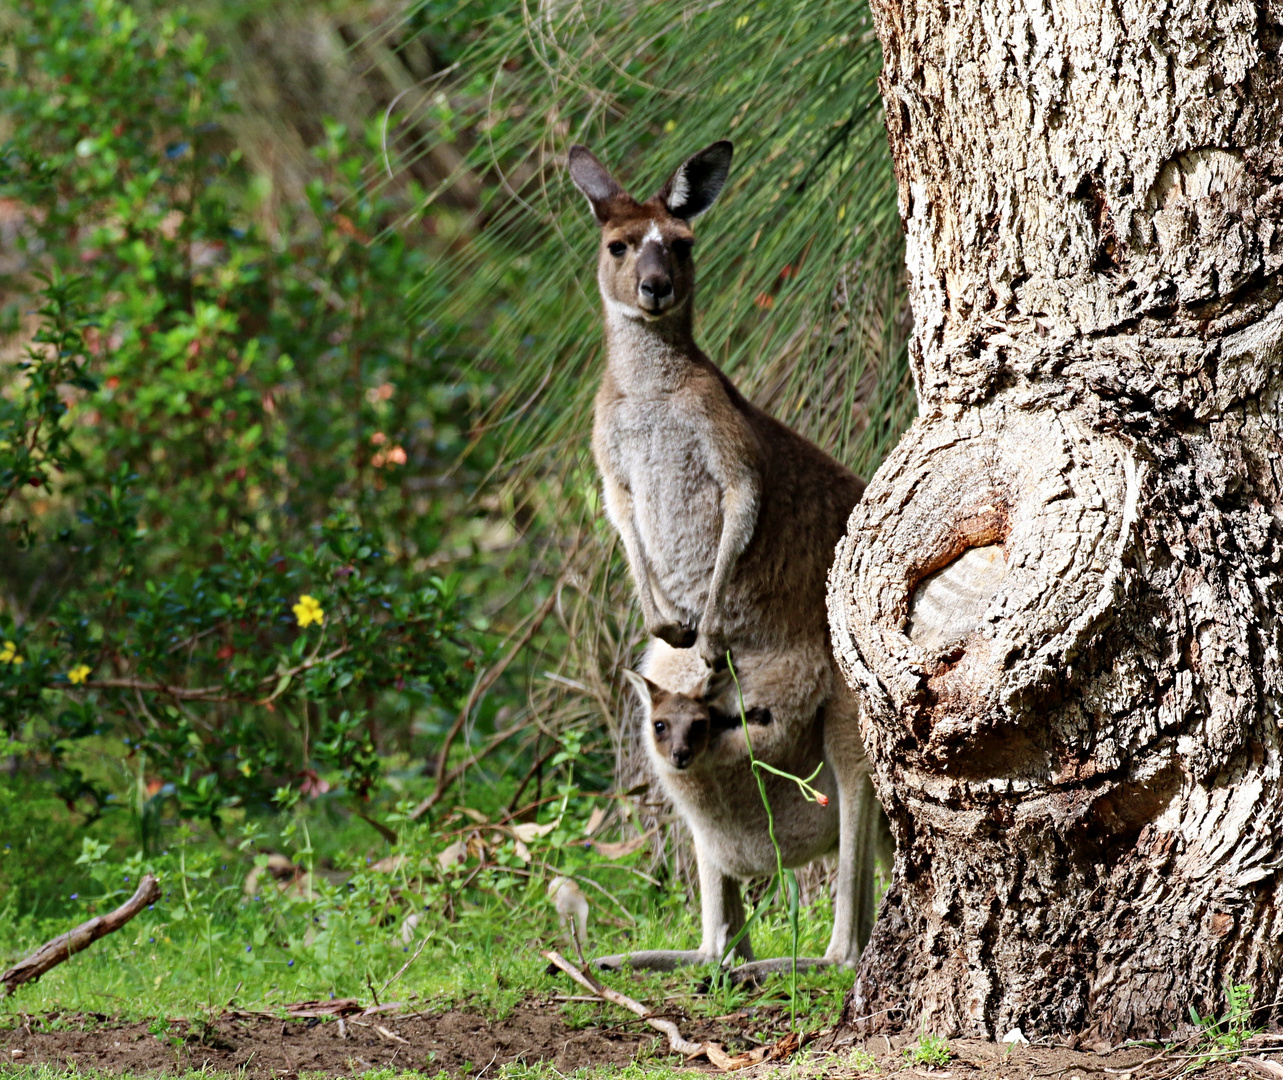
[697,635,731,671]
[651,622,698,649]
[591,949,712,972]
[727,956,832,985]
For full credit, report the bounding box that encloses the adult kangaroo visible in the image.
[569,141,884,975]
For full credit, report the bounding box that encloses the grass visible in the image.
[0,771,857,1037]
[902,1032,951,1069]
[1186,984,1260,1072]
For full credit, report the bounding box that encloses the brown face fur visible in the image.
[648,688,714,771]
[632,672,773,772]
[596,197,697,320]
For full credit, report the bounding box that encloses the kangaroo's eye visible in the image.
[653,720,666,735]
[671,238,693,259]
[607,241,627,257]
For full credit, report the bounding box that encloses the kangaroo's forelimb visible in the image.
[696,469,760,668]
[600,473,695,647]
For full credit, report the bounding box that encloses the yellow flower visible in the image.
[0,640,22,665]
[292,594,324,628]
[68,664,92,685]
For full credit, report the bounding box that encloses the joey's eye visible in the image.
[653,720,666,735]
[607,241,627,257]
[671,238,693,259]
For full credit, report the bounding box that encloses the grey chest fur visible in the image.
[605,398,724,613]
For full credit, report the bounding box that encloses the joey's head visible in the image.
[568,141,733,323]
[623,668,770,773]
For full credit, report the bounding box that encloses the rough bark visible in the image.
[827,0,1283,1045]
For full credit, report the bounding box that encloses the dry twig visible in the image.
[541,948,802,1070]
[543,949,704,1056]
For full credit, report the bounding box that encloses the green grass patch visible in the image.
[0,786,854,1033]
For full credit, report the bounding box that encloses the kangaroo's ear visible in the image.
[622,669,669,711]
[569,145,625,224]
[656,140,733,220]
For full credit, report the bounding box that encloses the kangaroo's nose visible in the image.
[672,747,692,769]
[640,275,673,301]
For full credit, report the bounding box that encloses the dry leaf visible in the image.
[375,1025,410,1045]
[511,820,558,843]
[584,806,607,836]
[437,839,468,870]
[548,876,589,944]
[513,839,532,863]
[591,831,655,859]
[703,1031,800,1071]
[459,807,489,824]
[370,854,406,873]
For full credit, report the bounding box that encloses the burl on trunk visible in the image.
[826,0,1283,1045]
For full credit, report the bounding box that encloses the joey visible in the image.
[642,673,771,771]
[596,649,888,981]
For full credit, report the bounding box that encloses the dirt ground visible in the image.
[2,1002,1281,1077]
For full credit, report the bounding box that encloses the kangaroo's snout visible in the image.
[639,273,673,306]
[671,744,693,770]
[636,240,676,313]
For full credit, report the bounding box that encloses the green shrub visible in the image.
[0,0,489,829]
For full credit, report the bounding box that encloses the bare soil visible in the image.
[2,1004,1280,1077]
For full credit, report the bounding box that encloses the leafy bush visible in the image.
[0,0,488,828]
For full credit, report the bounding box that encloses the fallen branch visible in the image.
[542,949,806,1071]
[2,874,161,994]
[543,949,705,1057]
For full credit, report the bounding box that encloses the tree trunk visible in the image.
[826,0,1283,1045]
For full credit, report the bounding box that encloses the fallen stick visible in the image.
[543,949,705,1057]
[2,874,161,994]
[543,950,807,1071]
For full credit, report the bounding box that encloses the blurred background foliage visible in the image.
[0,0,912,925]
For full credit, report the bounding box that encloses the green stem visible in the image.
[727,653,797,1030]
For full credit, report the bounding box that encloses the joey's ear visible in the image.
[569,145,624,224]
[656,140,733,220]
[622,669,669,709]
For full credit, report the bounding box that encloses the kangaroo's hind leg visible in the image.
[594,838,751,972]
[822,686,881,967]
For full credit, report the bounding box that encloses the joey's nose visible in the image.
[672,747,692,769]
[639,275,673,304]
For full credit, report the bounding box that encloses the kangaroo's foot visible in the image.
[591,949,713,972]
[651,622,698,649]
[727,956,833,984]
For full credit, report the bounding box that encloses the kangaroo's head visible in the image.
[623,667,771,772]
[568,141,733,322]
